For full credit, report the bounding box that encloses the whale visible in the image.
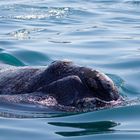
[0,60,122,112]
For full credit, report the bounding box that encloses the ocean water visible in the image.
[0,0,140,139]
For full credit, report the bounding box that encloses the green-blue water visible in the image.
[0,0,140,139]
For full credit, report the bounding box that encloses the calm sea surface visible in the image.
[0,0,140,139]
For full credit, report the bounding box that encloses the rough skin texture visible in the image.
[0,60,122,111]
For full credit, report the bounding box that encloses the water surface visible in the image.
[0,0,140,139]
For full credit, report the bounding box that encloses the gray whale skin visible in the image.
[0,60,122,112]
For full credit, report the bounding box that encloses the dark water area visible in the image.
[0,0,140,139]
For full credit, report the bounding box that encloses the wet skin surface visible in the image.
[0,60,122,112]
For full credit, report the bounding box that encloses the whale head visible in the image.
[83,69,120,102]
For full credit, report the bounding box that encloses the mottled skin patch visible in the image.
[0,60,122,112]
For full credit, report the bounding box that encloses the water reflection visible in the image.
[49,121,120,137]
[0,111,74,119]
[0,102,77,118]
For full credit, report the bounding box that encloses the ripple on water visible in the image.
[124,0,140,6]
[45,104,140,138]
[0,5,71,20]
[0,0,140,139]
[0,51,25,66]
[11,49,51,65]
[8,28,45,40]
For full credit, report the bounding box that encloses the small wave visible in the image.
[48,40,71,44]
[14,14,49,20]
[13,7,70,20]
[0,5,70,20]
[48,7,70,18]
[0,48,4,52]
[0,104,70,118]
[0,52,25,66]
[107,74,124,88]
[8,28,44,40]
[124,0,140,5]
[12,49,51,66]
